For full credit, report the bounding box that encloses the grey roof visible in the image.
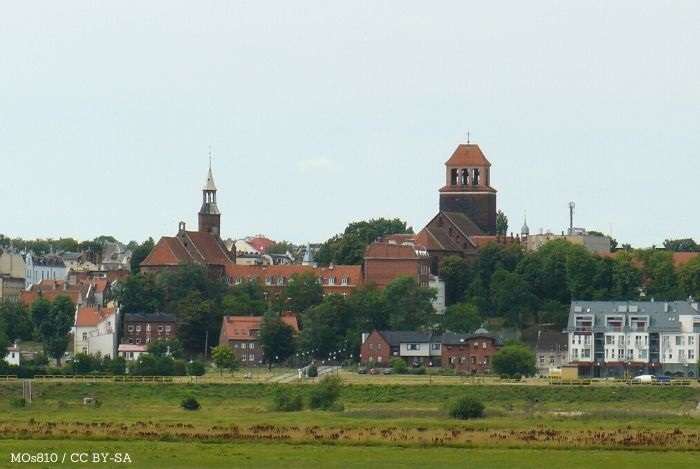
[567,300,700,333]
[124,312,177,323]
[536,330,568,351]
[203,167,217,191]
[378,331,440,346]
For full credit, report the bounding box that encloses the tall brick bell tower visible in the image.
[198,163,221,236]
[438,143,497,235]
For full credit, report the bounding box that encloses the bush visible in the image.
[309,376,342,410]
[181,396,200,411]
[390,358,408,374]
[410,367,426,375]
[448,396,485,420]
[173,359,187,376]
[271,388,303,411]
[307,365,318,378]
[492,343,536,378]
[187,360,206,376]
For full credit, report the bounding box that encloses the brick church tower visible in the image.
[438,143,497,235]
[198,164,221,236]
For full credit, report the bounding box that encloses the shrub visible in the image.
[309,376,342,410]
[448,396,485,420]
[390,358,408,374]
[307,365,318,378]
[10,398,26,408]
[181,396,200,411]
[271,388,303,411]
[410,367,426,375]
[173,359,187,376]
[187,360,206,376]
[492,343,536,378]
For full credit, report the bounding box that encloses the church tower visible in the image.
[198,163,221,236]
[438,143,497,235]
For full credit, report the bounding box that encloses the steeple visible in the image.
[521,213,530,237]
[198,153,221,236]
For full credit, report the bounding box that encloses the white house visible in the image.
[117,344,147,361]
[4,345,20,366]
[25,252,68,288]
[73,306,119,358]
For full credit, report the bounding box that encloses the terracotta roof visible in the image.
[442,212,484,237]
[445,144,491,167]
[118,344,147,353]
[20,280,81,306]
[364,242,422,259]
[226,264,363,288]
[75,306,115,327]
[247,236,275,253]
[220,314,299,341]
[140,231,234,268]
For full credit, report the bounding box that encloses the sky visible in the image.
[1,1,698,248]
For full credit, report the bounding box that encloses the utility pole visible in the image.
[568,201,575,235]
[203,330,209,359]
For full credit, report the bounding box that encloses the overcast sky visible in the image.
[1,1,698,248]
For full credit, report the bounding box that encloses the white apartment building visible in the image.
[567,300,700,377]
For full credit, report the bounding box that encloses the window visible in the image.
[135,325,141,332]
[341,277,348,286]
[146,324,151,332]
[482,342,487,349]
[135,338,141,345]
[249,343,254,350]
[369,343,375,351]
[82,332,88,341]
[407,344,419,351]
[605,336,613,345]
[241,353,247,361]
[470,356,476,364]
[377,356,382,363]
[234,343,239,348]
[689,336,695,346]
[689,350,695,360]
[431,343,441,351]
[128,338,133,344]
[158,325,164,332]
[82,347,87,353]
[676,336,683,346]
[165,325,171,332]
[328,277,336,286]
[539,355,545,365]
[241,343,247,349]
[573,349,579,359]
[128,325,134,332]
[582,349,591,359]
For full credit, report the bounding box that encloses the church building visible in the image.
[140,164,236,276]
[416,142,516,274]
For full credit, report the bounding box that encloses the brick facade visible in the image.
[363,241,431,288]
[359,331,392,365]
[122,313,177,346]
[441,334,500,374]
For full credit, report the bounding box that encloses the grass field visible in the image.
[0,381,699,467]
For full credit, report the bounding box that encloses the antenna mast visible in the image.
[568,201,575,235]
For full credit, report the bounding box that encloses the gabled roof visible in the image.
[140,231,234,268]
[536,330,568,351]
[124,312,176,323]
[377,330,440,346]
[416,211,482,253]
[75,306,115,327]
[441,331,501,345]
[445,144,491,167]
[364,241,427,259]
[203,167,217,191]
[140,237,190,267]
[220,314,299,341]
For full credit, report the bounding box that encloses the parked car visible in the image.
[631,374,655,383]
[357,367,368,374]
[382,368,393,375]
[654,375,671,384]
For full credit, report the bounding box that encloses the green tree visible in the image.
[282,271,323,314]
[679,255,700,299]
[114,273,163,314]
[638,250,682,300]
[147,338,184,358]
[211,345,240,375]
[300,295,354,360]
[439,256,473,305]
[489,269,537,326]
[610,252,642,299]
[0,302,34,341]
[495,210,509,236]
[130,237,155,273]
[384,276,435,330]
[663,238,698,252]
[267,241,295,255]
[32,295,74,366]
[222,280,267,316]
[173,291,217,356]
[440,303,481,333]
[492,342,536,378]
[259,315,296,366]
[316,218,413,265]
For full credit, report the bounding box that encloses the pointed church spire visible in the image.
[203,147,217,191]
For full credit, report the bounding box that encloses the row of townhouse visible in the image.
[360,329,501,374]
[567,300,700,378]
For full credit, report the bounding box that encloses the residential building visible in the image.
[0,275,24,302]
[363,240,431,288]
[416,142,518,274]
[140,163,236,276]
[535,330,569,376]
[226,264,362,296]
[4,345,20,366]
[566,300,700,378]
[360,331,443,367]
[441,330,501,374]
[20,279,82,307]
[24,252,68,288]
[117,344,147,361]
[121,313,177,346]
[0,249,25,278]
[100,242,132,271]
[526,230,611,254]
[73,306,118,358]
[219,313,299,365]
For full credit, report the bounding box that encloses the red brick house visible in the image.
[359,331,393,365]
[441,330,501,374]
[121,312,177,346]
[226,264,362,296]
[219,313,299,366]
[360,330,443,366]
[363,240,431,288]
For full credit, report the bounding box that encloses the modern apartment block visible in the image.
[567,300,700,378]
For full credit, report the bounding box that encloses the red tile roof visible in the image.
[140,237,189,267]
[445,144,491,167]
[75,306,115,327]
[364,242,422,259]
[140,231,234,268]
[220,314,299,341]
[20,279,81,306]
[247,236,275,253]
